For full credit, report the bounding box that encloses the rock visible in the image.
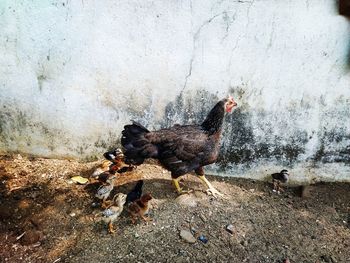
[300,185,311,198]
[198,235,208,244]
[240,240,248,247]
[199,214,207,222]
[0,205,12,220]
[325,207,337,216]
[69,212,76,217]
[226,224,234,234]
[175,194,197,207]
[180,229,196,243]
[321,255,331,263]
[91,202,99,208]
[330,255,338,263]
[20,230,44,245]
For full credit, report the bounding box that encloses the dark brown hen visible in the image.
[121,96,237,196]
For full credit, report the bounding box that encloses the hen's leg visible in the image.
[195,167,223,197]
[172,178,192,195]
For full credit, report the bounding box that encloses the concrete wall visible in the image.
[1,0,349,182]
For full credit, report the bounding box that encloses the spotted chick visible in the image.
[100,193,127,233]
[95,175,117,208]
[91,160,113,180]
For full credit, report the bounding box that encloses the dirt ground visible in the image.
[0,154,349,263]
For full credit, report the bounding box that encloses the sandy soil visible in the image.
[0,154,349,263]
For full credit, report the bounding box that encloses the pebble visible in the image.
[198,235,208,244]
[175,195,198,207]
[226,224,234,234]
[200,214,207,222]
[20,230,44,245]
[180,229,196,243]
[91,202,99,208]
[300,185,311,198]
[240,240,248,247]
[330,255,338,263]
[69,212,76,217]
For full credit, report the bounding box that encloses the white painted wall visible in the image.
[0,0,349,182]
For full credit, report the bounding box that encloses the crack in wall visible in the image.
[181,12,224,94]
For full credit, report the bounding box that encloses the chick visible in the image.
[94,171,115,185]
[271,169,289,193]
[100,193,127,233]
[128,193,153,224]
[126,180,143,205]
[91,160,113,181]
[95,175,117,208]
[90,160,123,184]
[103,148,124,163]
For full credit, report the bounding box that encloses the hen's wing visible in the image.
[146,125,209,176]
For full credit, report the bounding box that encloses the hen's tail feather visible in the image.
[121,121,158,165]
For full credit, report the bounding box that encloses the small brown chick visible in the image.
[128,193,153,224]
[90,161,123,184]
[91,160,113,180]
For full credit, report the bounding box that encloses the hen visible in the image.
[121,96,237,196]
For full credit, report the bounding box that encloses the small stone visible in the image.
[0,205,12,220]
[180,229,196,243]
[69,212,76,217]
[330,255,338,263]
[226,224,234,234]
[300,185,311,198]
[189,227,197,235]
[198,235,208,244]
[321,255,331,263]
[240,240,248,247]
[134,233,140,238]
[91,202,99,208]
[199,214,207,222]
[325,207,337,215]
[175,195,197,207]
[20,230,44,245]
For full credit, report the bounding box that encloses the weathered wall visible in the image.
[0,0,349,182]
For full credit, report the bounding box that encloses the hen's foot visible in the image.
[205,187,224,198]
[177,189,193,195]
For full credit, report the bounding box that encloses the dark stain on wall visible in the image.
[0,101,69,155]
[1,91,349,167]
[159,90,350,170]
